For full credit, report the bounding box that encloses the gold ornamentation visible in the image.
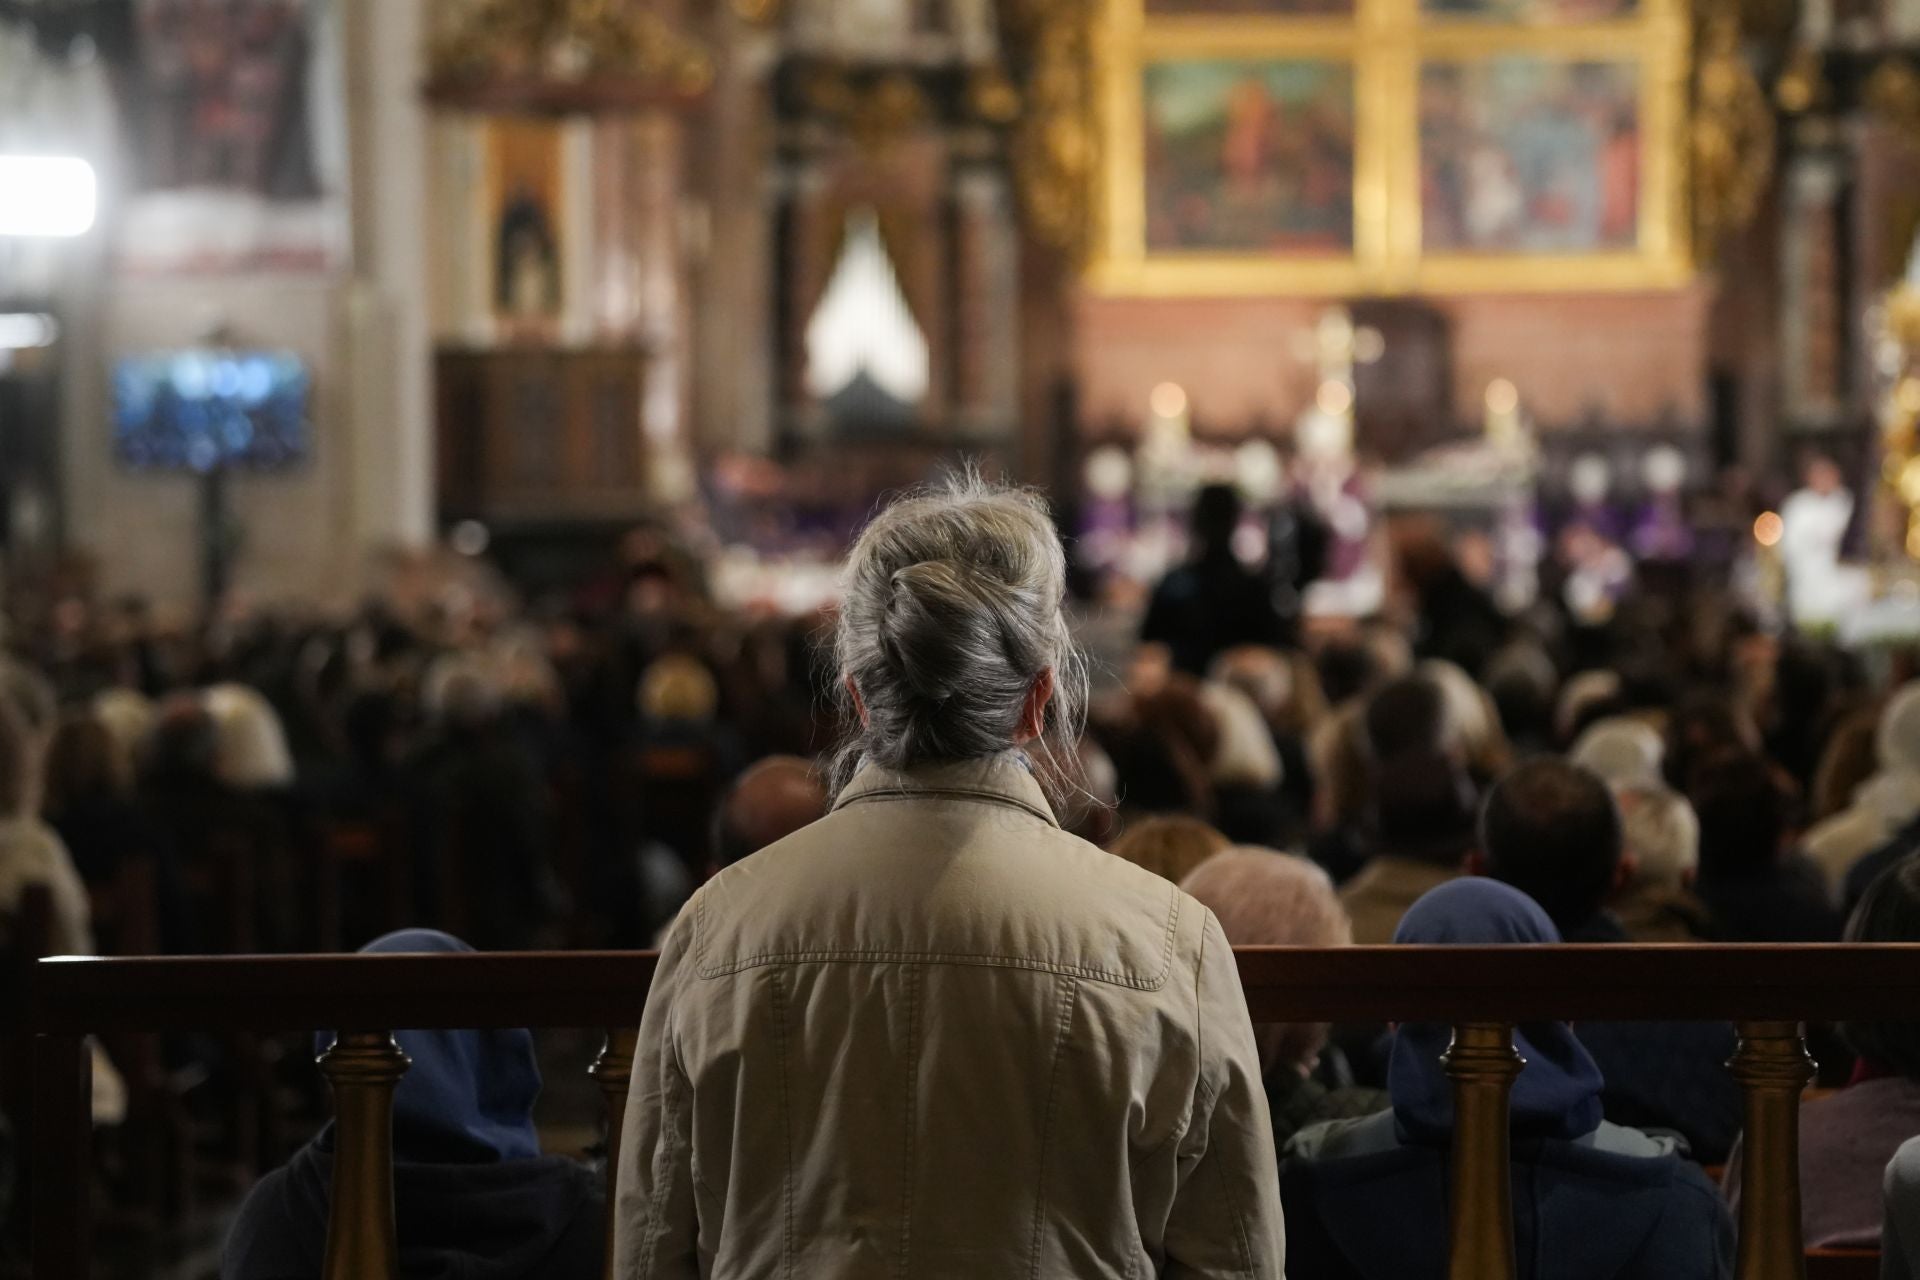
[1889,284,1920,351]
[1773,41,1824,115]
[969,69,1024,127]
[427,0,714,110]
[1874,284,1920,561]
[997,0,1102,257]
[1086,0,1695,297]
[1866,57,1920,143]
[800,70,931,154]
[731,0,784,24]
[1691,9,1774,258]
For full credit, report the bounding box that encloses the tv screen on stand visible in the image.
[113,349,311,472]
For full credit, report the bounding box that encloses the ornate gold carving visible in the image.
[1691,9,1775,257]
[969,69,1024,128]
[1086,0,1694,296]
[1866,57,1920,143]
[997,0,1101,257]
[427,0,714,110]
[800,70,931,154]
[731,0,784,24]
[1874,283,1920,561]
[1772,41,1825,115]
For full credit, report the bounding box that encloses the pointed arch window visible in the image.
[804,208,931,421]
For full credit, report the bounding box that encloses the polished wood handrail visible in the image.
[30,943,1920,1280]
[28,942,1920,1032]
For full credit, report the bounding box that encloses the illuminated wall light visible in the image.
[1753,511,1785,547]
[0,156,98,238]
[1316,380,1353,417]
[1149,381,1188,419]
[1485,378,1520,416]
[0,313,58,350]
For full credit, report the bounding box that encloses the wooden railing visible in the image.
[26,943,1920,1280]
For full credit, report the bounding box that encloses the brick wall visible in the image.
[1074,285,1715,436]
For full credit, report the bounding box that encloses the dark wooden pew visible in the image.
[27,942,1920,1280]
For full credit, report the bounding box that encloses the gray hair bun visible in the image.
[833,474,1087,802]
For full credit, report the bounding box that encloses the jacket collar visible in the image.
[833,755,1061,829]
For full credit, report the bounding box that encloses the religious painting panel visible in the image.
[114,0,348,274]
[487,120,567,339]
[1090,0,1691,294]
[1419,0,1636,24]
[1142,57,1357,254]
[1418,56,1641,254]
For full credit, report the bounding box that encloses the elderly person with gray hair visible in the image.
[1804,681,1920,897]
[1181,848,1386,1149]
[1609,781,1714,943]
[617,477,1285,1279]
[1572,717,1666,790]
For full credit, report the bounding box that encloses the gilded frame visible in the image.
[1088,0,1694,296]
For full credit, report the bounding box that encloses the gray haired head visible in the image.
[831,474,1088,806]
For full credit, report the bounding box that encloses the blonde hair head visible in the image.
[1181,847,1351,1074]
[1106,815,1229,886]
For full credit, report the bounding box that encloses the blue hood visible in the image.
[315,928,542,1165]
[1388,880,1605,1144]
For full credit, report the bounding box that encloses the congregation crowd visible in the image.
[5,476,1920,1277]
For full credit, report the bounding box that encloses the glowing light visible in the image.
[1753,511,1785,547]
[1234,439,1284,504]
[1485,378,1520,416]
[1899,457,1920,506]
[1149,382,1188,419]
[1083,446,1133,501]
[1316,380,1354,417]
[450,520,491,557]
[1899,378,1920,416]
[0,157,97,237]
[804,210,928,405]
[0,313,58,350]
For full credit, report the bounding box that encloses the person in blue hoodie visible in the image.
[221,930,604,1280]
[1279,879,1734,1280]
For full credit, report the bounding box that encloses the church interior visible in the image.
[4,0,1920,1276]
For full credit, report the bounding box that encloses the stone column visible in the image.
[341,0,434,551]
[691,13,780,457]
[631,110,696,504]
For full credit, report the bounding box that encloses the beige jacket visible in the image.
[615,757,1285,1279]
[1338,856,1460,946]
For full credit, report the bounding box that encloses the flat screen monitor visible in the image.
[113,349,311,472]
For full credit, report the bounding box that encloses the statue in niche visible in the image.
[496,186,561,319]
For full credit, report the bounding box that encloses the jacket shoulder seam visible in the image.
[693,885,1184,987]
[694,941,1175,988]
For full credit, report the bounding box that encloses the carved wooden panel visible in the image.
[435,347,650,521]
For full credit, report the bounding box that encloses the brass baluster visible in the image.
[1444,1021,1523,1280]
[319,1030,410,1280]
[1729,1020,1814,1280]
[591,1026,640,1280]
